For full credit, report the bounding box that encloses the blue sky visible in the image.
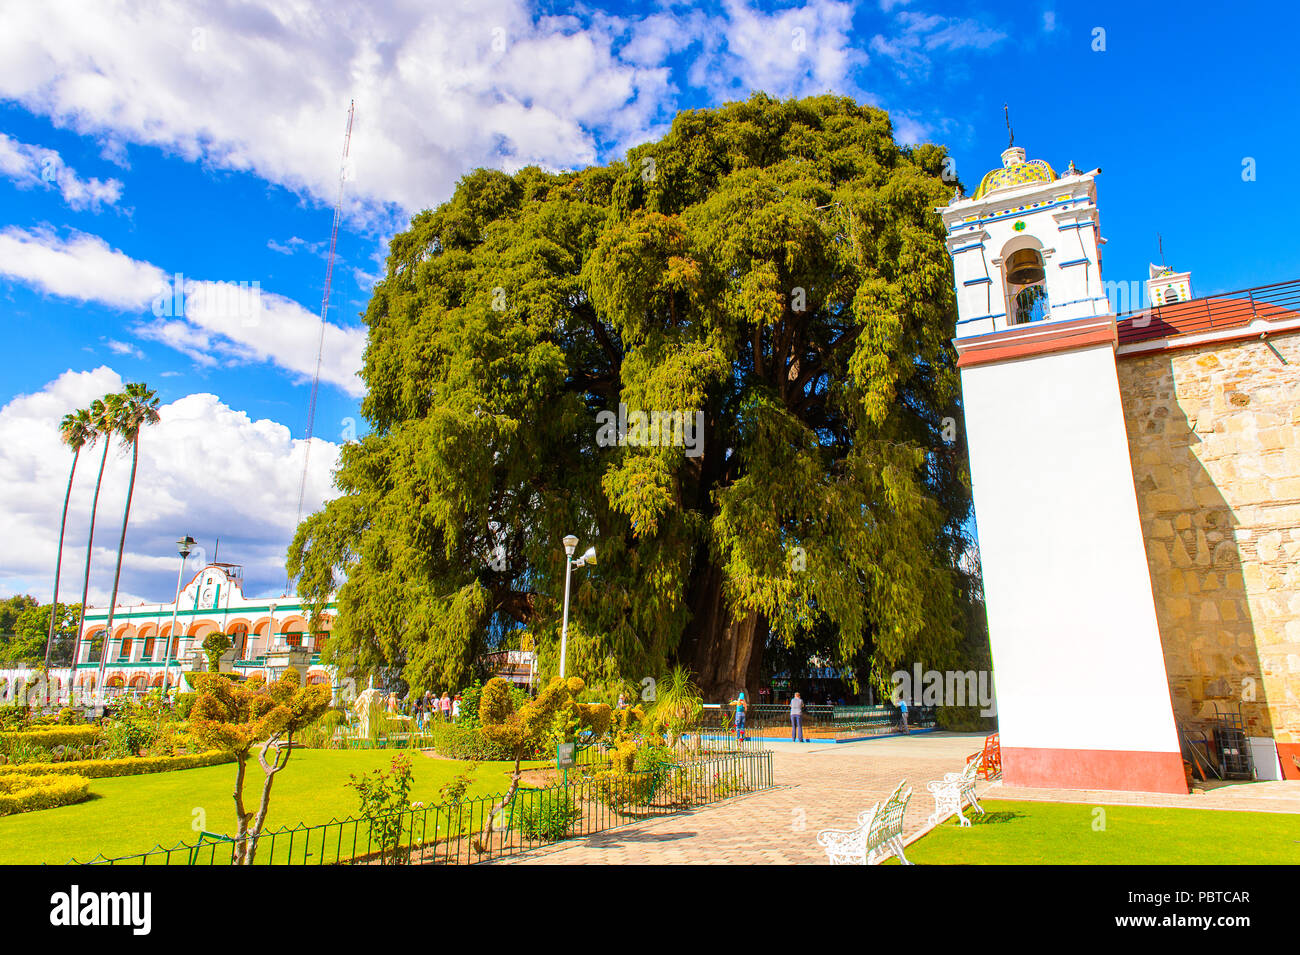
[0,0,1296,604]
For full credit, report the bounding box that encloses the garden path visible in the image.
[495,732,1300,865]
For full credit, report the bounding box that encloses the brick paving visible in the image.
[497,732,991,865]
[496,733,1300,864]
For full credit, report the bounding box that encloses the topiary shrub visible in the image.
[428,722,515,761]
[202,632,233,672]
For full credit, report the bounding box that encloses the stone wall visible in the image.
[1118,331,1300,777]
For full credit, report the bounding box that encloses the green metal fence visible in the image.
[70,749,774,866]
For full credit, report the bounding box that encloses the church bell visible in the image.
[1006,248,1046,286]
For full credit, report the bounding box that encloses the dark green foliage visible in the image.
[427,722,516,761]
[0,596,80,666]
[290,94,975,698]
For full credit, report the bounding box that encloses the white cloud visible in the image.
[266,236,326,257]
[0,226,164,307]
[871,10,1006,76]
[688,1,866,101]
[0,367,341,605]
[0,1,885,227]
[0,132,124,211]
[0,1,674,226]
[103,339,146,359]
[0,226,365,396]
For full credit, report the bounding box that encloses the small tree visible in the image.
[474,676,610,852]
[648,665,703,749]
[188,670,331,864]
[201,632,233,672]
[345,752,415,863]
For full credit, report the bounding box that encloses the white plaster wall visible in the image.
[961,342,1182,754]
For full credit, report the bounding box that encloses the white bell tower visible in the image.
[943,145,1185,793]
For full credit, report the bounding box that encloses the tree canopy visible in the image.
[0,595,80,666]
[290,93,974,699]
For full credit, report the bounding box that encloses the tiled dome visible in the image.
[972,146,1057,199]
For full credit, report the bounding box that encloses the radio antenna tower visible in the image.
[291,100,354,589]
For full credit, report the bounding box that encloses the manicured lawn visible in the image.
[895,799,1300,865]
[0,749,532,865]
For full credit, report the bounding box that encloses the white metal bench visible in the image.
[816,779,914,865]
[927,756,984,827]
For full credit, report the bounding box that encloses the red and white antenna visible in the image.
[293,100,354,575]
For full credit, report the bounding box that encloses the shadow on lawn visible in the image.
[964,809,1023,825]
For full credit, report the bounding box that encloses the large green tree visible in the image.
[290,94,974,700]
[0,595,80,666]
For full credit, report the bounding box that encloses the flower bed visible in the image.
[0,772,92,816]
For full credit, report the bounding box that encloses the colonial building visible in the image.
[946,145,1300,790]
[0,561,336,705]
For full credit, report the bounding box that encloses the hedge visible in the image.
[0,773,92,816]
[427,723,517,761]
[0,725,101,754]
[0,751,234,779]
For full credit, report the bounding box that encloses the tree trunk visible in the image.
[678,558,768,702]
[45,449,79,671]
[98,438,140,691]
[244,733,292,865]
[75,436,111,680]
[231,755,251,865]
[475,752,522,856]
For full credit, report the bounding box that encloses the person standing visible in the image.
[790,691,805,742]
[729,690,748,744]
[452,694,461,721]
[898,696,910,734]
[441,691,452,721]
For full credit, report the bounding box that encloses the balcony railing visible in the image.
[1117,277,1300,346]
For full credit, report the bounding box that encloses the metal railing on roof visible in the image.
[1117,277,1300,346]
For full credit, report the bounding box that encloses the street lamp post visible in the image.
[559,535,596,680]
[162,535,196,694]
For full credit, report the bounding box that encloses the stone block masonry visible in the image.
[1118,330,1300,776]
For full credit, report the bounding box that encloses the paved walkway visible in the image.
[496,733,1300,865]
[498,732,991,865]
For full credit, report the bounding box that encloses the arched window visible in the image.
[229,624,250,659]
[1005,248,1050,325]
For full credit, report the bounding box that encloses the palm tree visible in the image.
[44,408,94,671]
[650,665,704,750]
[96,383,162,691]
[74,397,116,674]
